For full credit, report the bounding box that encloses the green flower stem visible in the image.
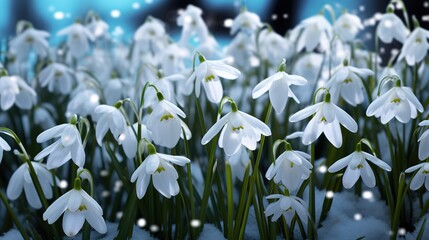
[308,143,317,239]
[0,128,62,240]
[233,164,251,238]
[240,102,272,239]
[0,191,30,240]
[391,172,407,240]
[225,161,234,239]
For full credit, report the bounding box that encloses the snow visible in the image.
[0,229,24,240]
[197,224,226,240]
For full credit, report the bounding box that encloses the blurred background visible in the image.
[1,0,428,45]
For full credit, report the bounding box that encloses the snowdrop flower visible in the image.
[43,178,107,237]
[328,142,391,189]
[405,162,429,191]
[376,11,409,44]
[143,73,185,108]
[366,80,423,124]
[289,92,358,148]
[186,54,240,104]
[230,10,262,35]
[225,33,256,71]
[57,22,95,58]
[119,123,152,160]
[7,161,55,209]
[0,72,37,110]
[258,29,292,65]
[325,59,373,106]
[398,27,429,66]
[265,194,308,224]
[177,4,209,46]
[134,16,167,55]
[333,13,363,42]
[38,63,75,94]
[131,143,190,198]
[252,59,307,113]
[0,136,11,164]
[93,104,127,146]
[66,89,100,118]
[291,15,332,52]
[201,100,271,156]
[86,16,109,39]
[34,118,85,169]
[417,120,429,160]
[266,143,312,191]
[146,92,186,148]
[9,26,50,61]
[103,77,133,105]
[160,44,188,75]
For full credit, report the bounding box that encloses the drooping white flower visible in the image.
[291,15,332,52]
[185,54,240,104]
[118,123,152,160]
[225,33,256,71]
[376,13,409,44]
[325,60,373,106]
[0,74,37,110]
[201,102,271,156]
[397,27,429,66]
[333,13,363,42]
[57,23,95,58]
[266,146,312,191]
[34,122,85,169]
[86,16,109,39]
[93,104,127,145]
[177,4,209,46]
[417,120,429,160]
[289,93,358,148]
[405,162,429,191]
[34,104,57,130]
[66,88,100,118]
[38,63,75,94]
[160,44,188,76]
[9,27,50,61]
[252,60,307,113]
[134,16,167,55]
[0,136,11,164]
[7,162,55,209]
[146,92,186,148]
[265,194,308,224]
[328,148,391,189]
[366,81,423,124]
[131,144,190,198]
[143,73,185,108]
[258,29,292,65]
[103,77,133,105]
[43,180,107,237]
[230,10,262,35]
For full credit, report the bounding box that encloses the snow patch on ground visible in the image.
[197,224,225,240]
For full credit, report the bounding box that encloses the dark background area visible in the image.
[1,0,428,47]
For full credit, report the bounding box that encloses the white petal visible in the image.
[63,210,85,237]
[252,72,283,99]
[343,165,361,189]
[328,154,352,173]
[37,124,67,143]
[289,102,322,122]
[201,113,230,145]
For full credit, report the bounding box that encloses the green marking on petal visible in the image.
[205,75,215,82]
[391,98,401,103]
[290,162,294,168]
[156,166,166,173]
[78,205,87,211]
[343,78,352,84]
[160,113,174,121]
[357,164,363,169]
[232,125,244,131]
